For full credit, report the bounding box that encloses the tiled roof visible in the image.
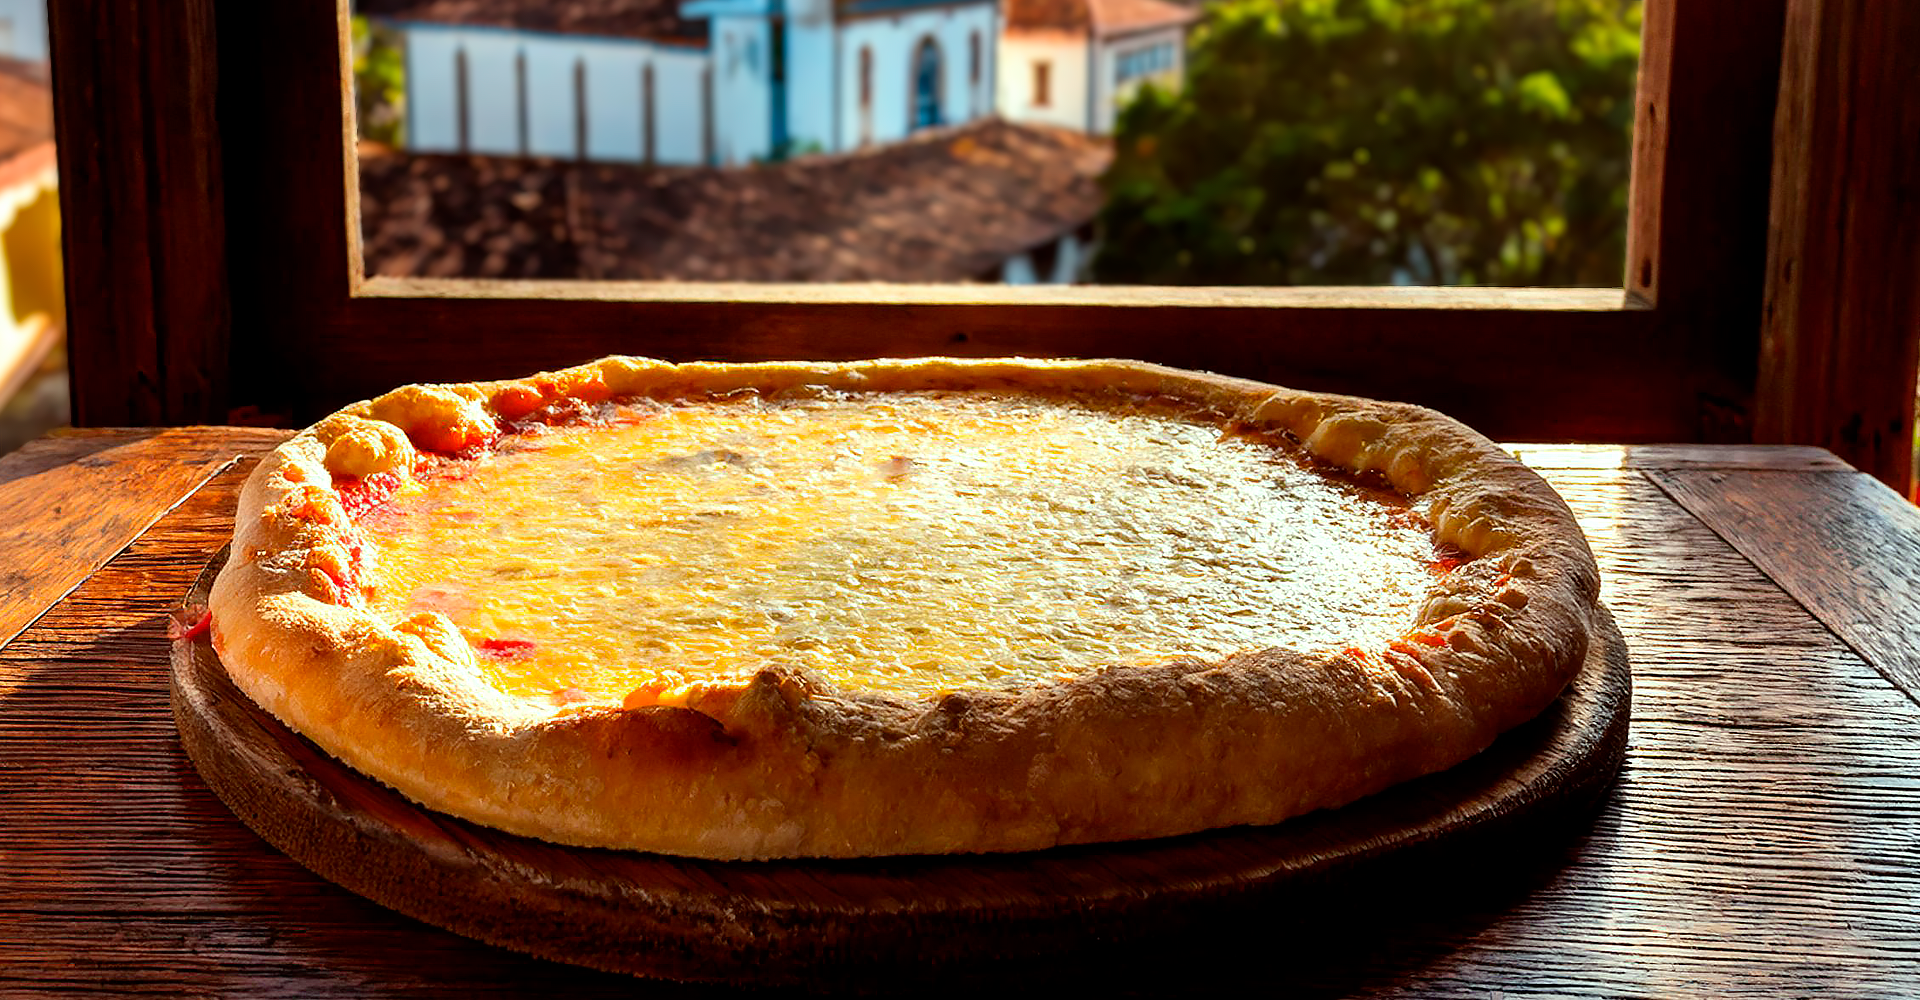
[1091,0,1200,35]
[837,0,995,15]
[358,119,1112,283]
[0,58,52,165]
[1005,0,1089,33]
[1006,0,1198,36]
[358,0,706,44]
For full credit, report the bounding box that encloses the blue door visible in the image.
[913,39,941,130]
[770,18,789,153]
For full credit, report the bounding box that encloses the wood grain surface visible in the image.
[169,549,1630,986]
[2,435,1918,996]
[0,430,140,487]
[0,428,287,648]
[1652,468,1920,706]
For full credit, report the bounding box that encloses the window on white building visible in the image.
[911,37,942,130]
[1117,42,1176,85]
[1032,60,1050,108]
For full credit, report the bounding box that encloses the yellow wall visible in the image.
[2,181,61,331]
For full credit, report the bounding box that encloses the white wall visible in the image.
[0,0,46,62]
[397,4,1003,167]
[1055,231,1088,283]
[784,0,837,154]
[462,32,523,154]
[1094,26,1186,133]
[997,34,1088,132]
[651,48,712,164]
[998,232,1086,285]
[405,29,463,152]
[1002,250,1037,285]
[398,23,713,166]
[711,15,772,164]
[522,39,578,157]
[835,4,997,151]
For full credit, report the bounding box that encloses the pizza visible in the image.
[207,357,1601,860]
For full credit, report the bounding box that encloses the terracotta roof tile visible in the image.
[1088,0,1199,36]
[359,119,1112,283]
[1006,0,1196,35]
[1004,0,1090,33]
[0,59,52,165]
[358,0,706,44]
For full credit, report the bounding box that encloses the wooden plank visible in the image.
[1511,443,1852,472]
[2,436,1918,994]
[310,297,1705,444]
[0,429,158,487]
[0,428,287,488]
[1622,0,1786,443]
[1754,0,1920,495]
[363,277,1632,311]
[48,0,230,426]
[0,428,287,649]
[1626,0,1786,332]
[1651,467,1920,706]
[217,0,357,422]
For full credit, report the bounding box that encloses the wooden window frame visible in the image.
[45,0,1920,489]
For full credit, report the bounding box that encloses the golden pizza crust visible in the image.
[208,357,1600,859]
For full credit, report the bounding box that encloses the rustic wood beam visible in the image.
[47,0,230,426]
[1625,0,1787,438]
[1757,0,1920,495]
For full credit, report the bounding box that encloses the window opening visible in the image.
[912,37,942,130]
[347,3,1641,288]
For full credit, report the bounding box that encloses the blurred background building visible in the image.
[354,0,1203,285]
[0,0,61,456]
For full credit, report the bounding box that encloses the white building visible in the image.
[996,0,1196,135]
[398,24,715,165]
[0,0,46,63]
[356,0,1143,285]
[685,0,997,160]
[366,0,998,167]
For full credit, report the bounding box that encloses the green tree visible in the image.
[353,15,407,148]
[1094,0,1641,286]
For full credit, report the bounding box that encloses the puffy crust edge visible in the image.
[208,356,1600,859]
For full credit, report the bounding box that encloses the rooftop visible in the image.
[358,0,705,44]
[1005,0,1199,37]
[358,119,1112,283]
[0,58,54,190]
[0,58,52,163]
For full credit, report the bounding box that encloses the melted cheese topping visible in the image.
[357,392,1438,704]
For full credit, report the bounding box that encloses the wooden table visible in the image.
[3,429,1917,996]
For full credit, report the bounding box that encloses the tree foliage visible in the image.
[353,15,407,148]
[1093,0,1641,286]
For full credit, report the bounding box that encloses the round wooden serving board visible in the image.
[171,550,1631,987]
